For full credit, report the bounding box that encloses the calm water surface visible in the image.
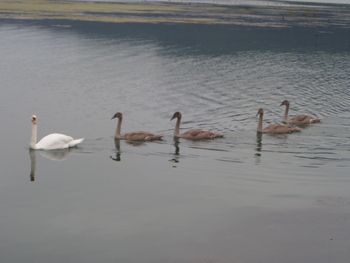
[0,18,350,263]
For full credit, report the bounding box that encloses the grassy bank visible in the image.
[0,0,349,27]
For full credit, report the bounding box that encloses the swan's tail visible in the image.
[146,134,166,140]
[68,138,84,147]
[290,127,301,132]
[211,133,225,138]
[310,118,323,123]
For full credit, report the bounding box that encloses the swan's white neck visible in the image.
[257,112,264,132]
[283,104,290,122]
[115,117,123,139]
[30,122,37,149]
[174,116,181,136]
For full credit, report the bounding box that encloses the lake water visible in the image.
[1,12,350,263]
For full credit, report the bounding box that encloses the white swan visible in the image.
[280,100,322,124]
[30,115,84,150]
[170,112,225,139]
[256,108,301,134]
[111,112,166,141]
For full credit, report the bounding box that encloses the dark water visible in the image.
[1,17,350,263]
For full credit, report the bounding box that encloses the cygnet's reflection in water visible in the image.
[28,147,75,181]
[254,132,292,165]
[110,138,160,162]
[110,138,121,161]
[170,137,180,165]
[255,132,263,165]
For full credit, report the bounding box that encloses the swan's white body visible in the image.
[30,115,84,150]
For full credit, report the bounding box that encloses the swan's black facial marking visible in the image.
[31,115,37,124]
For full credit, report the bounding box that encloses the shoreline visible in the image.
[0,0,350,27]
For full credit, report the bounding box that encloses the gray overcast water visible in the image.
[1,8,350,263]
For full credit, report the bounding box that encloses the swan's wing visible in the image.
[123,131,164,141]
[36,133,74,150]
[179,129,224,139]
[180,129,207,137]
[193,130,225,139]
[288,114,311,123]
[264,124,300,133]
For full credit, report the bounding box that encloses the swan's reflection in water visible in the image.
[29,148,75,181]
[110,138,121,162]
[255,132,262,165]
[29,149,36,181]
[39,148,75,161]
[170,137,180,165]
[110,138,163,162]
[110,152,121,161]
[256,132,262,152]
[255,132,295,165]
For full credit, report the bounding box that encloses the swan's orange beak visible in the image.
[32,119,37,124]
